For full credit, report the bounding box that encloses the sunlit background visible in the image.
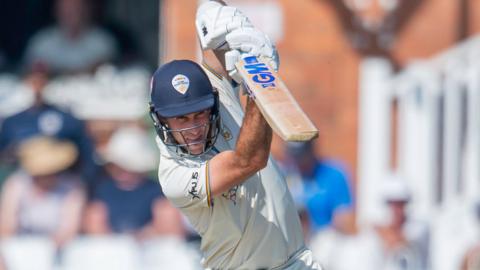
[0,0,479,269]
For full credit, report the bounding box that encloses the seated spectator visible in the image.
[22,0,118,75]
[310,175,429,270]
[0,136,86,248]
[283,141,356,236]
[83,127,185,240]
[0,69,98,187]
[370,176,429,270]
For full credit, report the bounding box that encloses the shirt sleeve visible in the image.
[159,160,213,209]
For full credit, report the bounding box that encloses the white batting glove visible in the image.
[224,27,280,84]
[195,1,253,50]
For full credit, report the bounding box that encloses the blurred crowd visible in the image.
[0,71,197,268]
[0,0,150,74]
[0,0,478,270]
[278,141,430,270]
[0,0,201,269]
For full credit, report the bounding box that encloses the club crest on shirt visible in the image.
[172,74,190,95]
[38,111,63,135]
[188,172,200,200]
[222,124,233,141]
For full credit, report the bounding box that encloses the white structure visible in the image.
[358,36,480,270]
[0,65,150,121]
[0,237,56,270]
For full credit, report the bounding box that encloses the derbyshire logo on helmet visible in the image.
[171,74,190,95]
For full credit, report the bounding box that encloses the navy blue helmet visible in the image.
[149,60,220,156]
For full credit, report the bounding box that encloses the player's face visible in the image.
[165,109,211,155]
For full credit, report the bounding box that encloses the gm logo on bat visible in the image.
[243,56,276,89]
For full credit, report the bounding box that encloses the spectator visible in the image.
[0,136,86,248]
[283,141,356,236]
[0,69,98,187]
[310,175,429,270]
[83,127,185,240]
[22,0,118,75]
[370,175,429,270]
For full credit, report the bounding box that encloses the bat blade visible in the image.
[235,55,318,141]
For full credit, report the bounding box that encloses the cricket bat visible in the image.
[235,55,318,141]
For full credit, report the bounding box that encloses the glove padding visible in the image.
[224,27,280,84]
[196,1,253,50]
[195,1,280,84]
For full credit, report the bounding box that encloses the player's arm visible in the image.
[195,1,276,196]
[201,49,230,80]
[208,97,272,196]
[54,186,86,247]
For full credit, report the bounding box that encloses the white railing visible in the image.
[0,236,202,270]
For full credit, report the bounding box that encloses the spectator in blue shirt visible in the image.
[83,127,186,240]
[284,141,356,235]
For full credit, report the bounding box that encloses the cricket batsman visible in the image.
[148,1,322,269]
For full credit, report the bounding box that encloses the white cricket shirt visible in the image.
[156,64,307,269]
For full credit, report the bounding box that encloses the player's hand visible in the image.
[224,27,280,84]
[195,1,253,50]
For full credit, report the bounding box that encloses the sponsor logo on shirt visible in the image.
[222,185,238,205]
[188,172,200,200]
